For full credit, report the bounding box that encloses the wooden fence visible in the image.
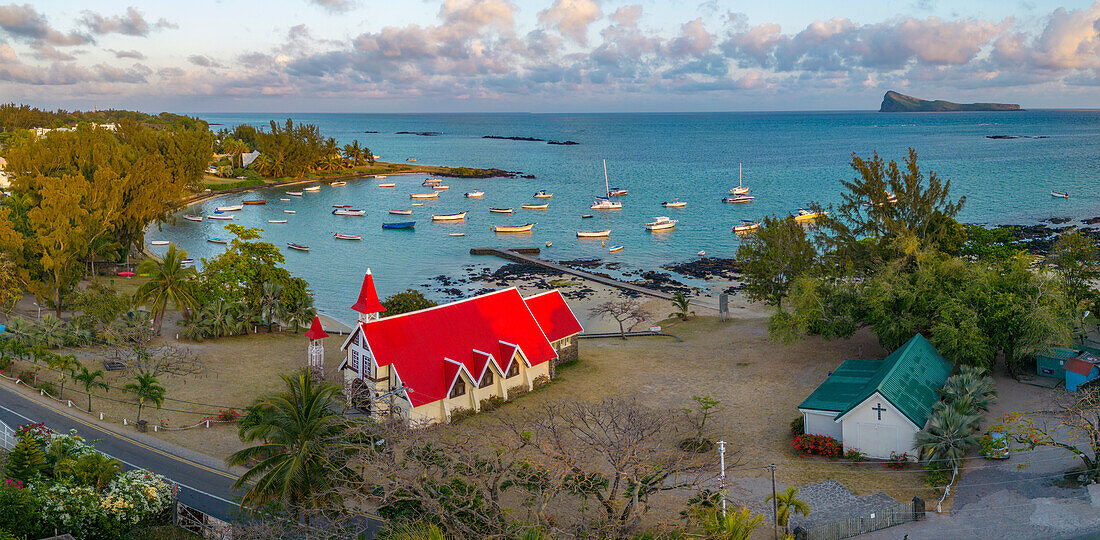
[795,498,923,540]
[175,500,233,540]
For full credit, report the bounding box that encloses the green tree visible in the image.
[735,215,818,305]
[669,292,695,321]
[766,486,810,534]
[381,289,438,317]
[73,366,108,412]
[54,452,123,489]
[915,406,979,469]
[258,281,285,332]
[5,434,46,481]
[691,507,765,540]
[123,372,166,424]
[284,292,316,333]
[226,371,345,518]
[1051,230,1100,310]
[46,353,80,400]
[135,243,198,334]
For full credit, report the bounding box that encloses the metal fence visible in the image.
[0,419,15,450]
[796,499,923,540]
[176,500,233,540]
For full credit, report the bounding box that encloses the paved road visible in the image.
[0,383,242,520]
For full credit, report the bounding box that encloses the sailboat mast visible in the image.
[603,159,610,197]
[739,162,742,188]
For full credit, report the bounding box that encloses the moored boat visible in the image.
[491,223,535,233]
[378,183,396,188]
[333,204,352,208]
[410,192,440,199]
[645,216,677,231]
[489,207,513,214]
[432,211,468,221]
[389,209,413,215]
[207,214,234,220]
[207,237,228,244]
[150,240,169,246]
[268,219,287,224]
[793,208,827,222]
[333,233,361,240]
[1051,190,1069,198]
[216,204,244,212]
[433,185,450,190]
[576,230,611,238]
[332,209,366,216]
[411,203,424,206]
[382,221,416,229]
[608,245,624,253]
[581,214,594,218]
[729,163,749,195]
[608,188,628,197]
[722,194,754,203]
[243,200,267,205]
[330,181,346,186]
[449,233,466,237]
[280,198,291,201]
[375,175,387,179]
[303,185,321,192]
[521,203,549,210]
[287,191,303,196]
[465,191,485,198]
[591,197,622,210]
[287,243,309,252]
[733,219,762,233]
[406,157,417,162]
[183,215,203,222]
[284,210,296,214]
[423,179,442,186]
[534,190,553,199]
[662,199,687,208]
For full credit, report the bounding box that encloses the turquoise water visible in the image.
[150,111,1100,318]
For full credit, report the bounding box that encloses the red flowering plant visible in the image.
[4,478,23,490]
[202,409,241,423]
[885,451,911,469]
[792,434,843,457]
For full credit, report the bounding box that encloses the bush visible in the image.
[35,381,57,396]
[479,395,506,413]
[924,466,951,488]
[0,480,46,539]
[16,370,35,385]
[506,385,529,400]
[532,375,551,390]
[791,434,842,457]
[845,449,867,463]
[885,451,912,469]
[449,407,476,424]
[679,437,715,453]
[790,416,804,437]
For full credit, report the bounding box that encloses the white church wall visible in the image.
[800,409,843,440]
[839,393,920,460]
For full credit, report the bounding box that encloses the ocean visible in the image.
[150,111,1100,320]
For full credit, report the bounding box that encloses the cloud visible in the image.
[187,54,221,68]
[111,49,145,60]
[80,7,175,36]
[310,0,355,13]
[537,0,601,44]
[0,3,89,45]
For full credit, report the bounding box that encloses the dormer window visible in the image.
[479,370,494,388]
[507,361,519,378]
[450,377,466,398]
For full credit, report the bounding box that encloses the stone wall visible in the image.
[550,338,579,378]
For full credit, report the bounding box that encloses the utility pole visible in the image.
[768,463,778,540]
[717,440,727,517]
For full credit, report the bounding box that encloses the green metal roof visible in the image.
[1036,348,1078,361]
[801,334,954,429]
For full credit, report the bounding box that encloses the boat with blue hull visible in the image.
[382,221,416,229]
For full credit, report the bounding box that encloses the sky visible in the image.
[1,0,1099,113]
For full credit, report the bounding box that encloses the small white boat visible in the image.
[284,210,296,214]
[521,203,549,210]
[492,223,535,233]
[268,219,287,224]
[330,181,347,186]
[591,197,622,210]
[433,185,450,190]
[449,233,466,237]
[608,188,628,197]
[698,251,706,256]
[432,212,468,221]
[378,183,396,188]
[730,163,750,195]
[411,192,439,199]
[577,230,611,238]
[1051,190,1069,198]
[183,215,203,222]
[465,191,485,198]
[207,237,228,245]
[411,203,424,206]
[216,205,243,212]
[375,175,387,179]
[303,186,321,192]
[390,209,413,215]
[333,204,352,208]
[287,191,303,196]
[423,179,442,186]
[534,190,553,199]
[662,199,687,208]
[545,241,552,247]
[723,194,754,203]
[332,209,366,216]
[150,240,169,246]
[333,233,361,240]
[207,214,234,220]
[406,157,417,162]
[287,243,309,252]
[489,207,513,214]
[793,208,827,222]
[645,216,677,231]
[734,219,762,233]
[608,245,624,253]
[279,198,291,201]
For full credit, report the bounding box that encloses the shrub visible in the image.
[0,480,45,539]
[16,370,35,385]
[5,435,46,481]
[791,434,842,457]
[679,437,715,453]
[35,381,57,396]
[790,416,804,437]
[845,449,867,463]
[479,395,506,413]
[204,409,242,422]
[449,407,476,424]
[506,385,529,400]
[924,466,951,488]
[532,375,551,390]
[885,451,911,469]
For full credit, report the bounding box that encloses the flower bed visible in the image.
[791,433,842,457]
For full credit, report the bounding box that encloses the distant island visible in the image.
[879,90,1021,112]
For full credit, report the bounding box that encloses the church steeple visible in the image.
[351,268,386,323]
[304,316,328,381]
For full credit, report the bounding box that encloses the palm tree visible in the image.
[258,281,285,332]
[381,522,447,540]
[226,371,344,518]
[692,507,765,540]
[238,401,277,443]
[342,141,363,165]
[915,406,980,469]
[284,293,315,333]
[669,292,695,321]
[37,314,71,347]
[46,353,81,400]
[940,365,997,412]
[73,367,108,412]
[55,452,123,488]
[766,486,811,534]
[134,244,198,334]
[123,372,166,424]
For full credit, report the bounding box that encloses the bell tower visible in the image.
[304,315,328,381]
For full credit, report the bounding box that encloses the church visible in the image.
[797,334,953,460]
[336,269,583,426]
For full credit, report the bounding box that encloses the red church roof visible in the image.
[304,316,328,340]
[523,289,583,342]
[351,269,386,315]
[354,288,560,407]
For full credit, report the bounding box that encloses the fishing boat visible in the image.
[729,163,749,195]
[411,203,424,206]
[378,183,396,188]
[284,210,296,214]
[423,178,442,186]
[449,233,466,237]
[698,251,706,256]
[389,209,413,215]
[375,175,387,179]
[465,191,485,198]
[243,200,267,205]
[207,214,234,220]
[333,233,361,240]
[608,188,628,197]
[410,192,439,199]
[150,240,169,246]
[662,199,687,208]
[406,157,417,162]
[491,223,535,233]
[591,160,624,209]
[279,198,291,201]
[382,221,416,229]
[287,191,303,196]
[207,237,228,244]
[183,215,203,222]
[333,204,352,208]
[722,194,754,203]
[608,245,624,253]
[581,214,594,219]
[303,186,321,192]
[733,219,762,233]
[793,208,827,222]
[433,185,450,190]
[521,203,549,210]
[489,207,514,214]
[216,204,243,212]
[287,243,309,252]
[330,181,347,186]
[1051,190,1069,198]
[268,219,288,224]
[576,230,611,238]
[332,209,366,216]
[181,259,195,267]
[645,216,677,231]
[432,212,468,221]
[534,190,553,199]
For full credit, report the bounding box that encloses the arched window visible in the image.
[507,361,519,378]
[449,377,466,398]
[479,370,494,388]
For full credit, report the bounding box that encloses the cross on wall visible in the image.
[873,403,887,421]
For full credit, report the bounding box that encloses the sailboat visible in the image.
[729,163,749,195]
[591,159,623,210]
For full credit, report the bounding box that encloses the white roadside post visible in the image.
[717,439,727,517]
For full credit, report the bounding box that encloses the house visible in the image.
[0,157,9,189]
[1065,351,1100,392]
[798,334,953,460]
[1035,347,1077,380]
[339,270,583,426]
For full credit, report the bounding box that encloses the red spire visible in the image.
[351,268,386,315]
[304,316,329,340]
